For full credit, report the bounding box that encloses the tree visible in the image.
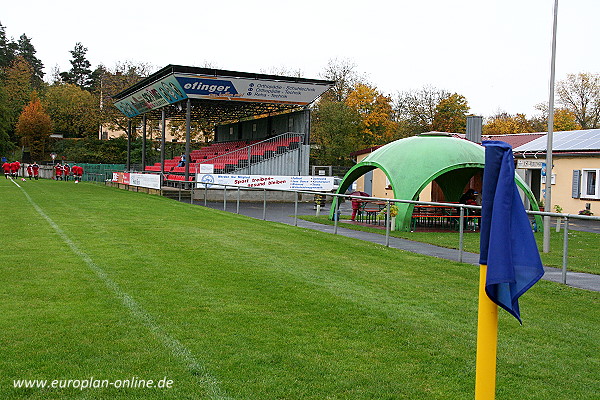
[531,104,581,132]
[97,61,153,135]
[3,56,34,142]
[345,83,398,145]
[16,94,52,160]
[311,98,362,166]
[394,86,450,136]
[0,22,17,69]
[319,58,364,102]
[0,83,15,155]
[43,83,100,138]
[483,112,535,135]
[16,34,44,89]
[556,72,600,129]
[432,93,470,133]
[60,42,93,89]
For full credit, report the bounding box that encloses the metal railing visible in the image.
[194,132,305,175]
[124,177,600,286]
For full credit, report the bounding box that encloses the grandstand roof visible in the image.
[113,64,334,124]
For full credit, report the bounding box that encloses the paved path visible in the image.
[190,198,600,293]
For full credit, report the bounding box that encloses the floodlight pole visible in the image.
[543,0,558,253]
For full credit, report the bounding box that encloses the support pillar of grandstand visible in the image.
[126,120,132,171]
[161,109,166,175]
[142,114,147,171]
[185,98,191,182]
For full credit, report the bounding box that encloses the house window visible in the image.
[581,169,600,199]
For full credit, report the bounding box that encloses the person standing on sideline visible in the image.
[31,162,40,180]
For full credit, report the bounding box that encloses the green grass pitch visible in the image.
[1,179,598,399]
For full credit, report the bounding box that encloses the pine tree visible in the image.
[60,42,93,90]
[17,34,44,89]
[0,22,17,69]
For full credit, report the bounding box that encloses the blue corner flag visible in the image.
[479,141,544,323]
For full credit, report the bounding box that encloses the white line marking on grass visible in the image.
[17,184,231,400]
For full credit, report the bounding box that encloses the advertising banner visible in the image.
[175,74,331,106]
[196,174,334,191]
[114,75,187,117]
[112,172,130,184]
[114,72,333,118]
[129,173,161,189]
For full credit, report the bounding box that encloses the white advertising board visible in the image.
[175,74,331,106]
[129,173,161,189]
[199,164,214,174]
[196,174,334,191]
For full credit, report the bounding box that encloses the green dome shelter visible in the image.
[331,133,541,231]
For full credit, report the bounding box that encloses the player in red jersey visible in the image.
[63,163,71,181]
[10,161,20,179]
[31,162,40,180]
[54,163,63,180]
[2,161,10,178]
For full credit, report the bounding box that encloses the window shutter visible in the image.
[572,170,581,199]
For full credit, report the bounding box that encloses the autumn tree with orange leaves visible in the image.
[345,83,398,146]
[16,95,52,160]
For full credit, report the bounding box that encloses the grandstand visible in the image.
[113,65,334,182]
[146,133,304,181]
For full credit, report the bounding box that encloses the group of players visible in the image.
[3,160,84,181]
[2,160,33,179]
[54,162,84,181]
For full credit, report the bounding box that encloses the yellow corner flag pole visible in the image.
[475,264,498,400]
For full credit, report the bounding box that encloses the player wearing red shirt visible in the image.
[26,164,33,179]
[72,165,83,181]
[32,162,40,180]
[2,162,10,179]
[10,161,19,179]
[55,163,63,180]
[63,164,71,181]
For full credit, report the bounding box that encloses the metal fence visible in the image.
[133,177,600,286]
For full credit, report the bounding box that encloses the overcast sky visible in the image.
[3,0,598,118]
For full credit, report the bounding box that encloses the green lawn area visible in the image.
[299,215,600,275]
[1,179,598,399]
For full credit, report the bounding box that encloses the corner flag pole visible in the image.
[475,264,498,400]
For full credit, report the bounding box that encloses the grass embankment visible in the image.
[1,179,598,399]
[300,215,600,275]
